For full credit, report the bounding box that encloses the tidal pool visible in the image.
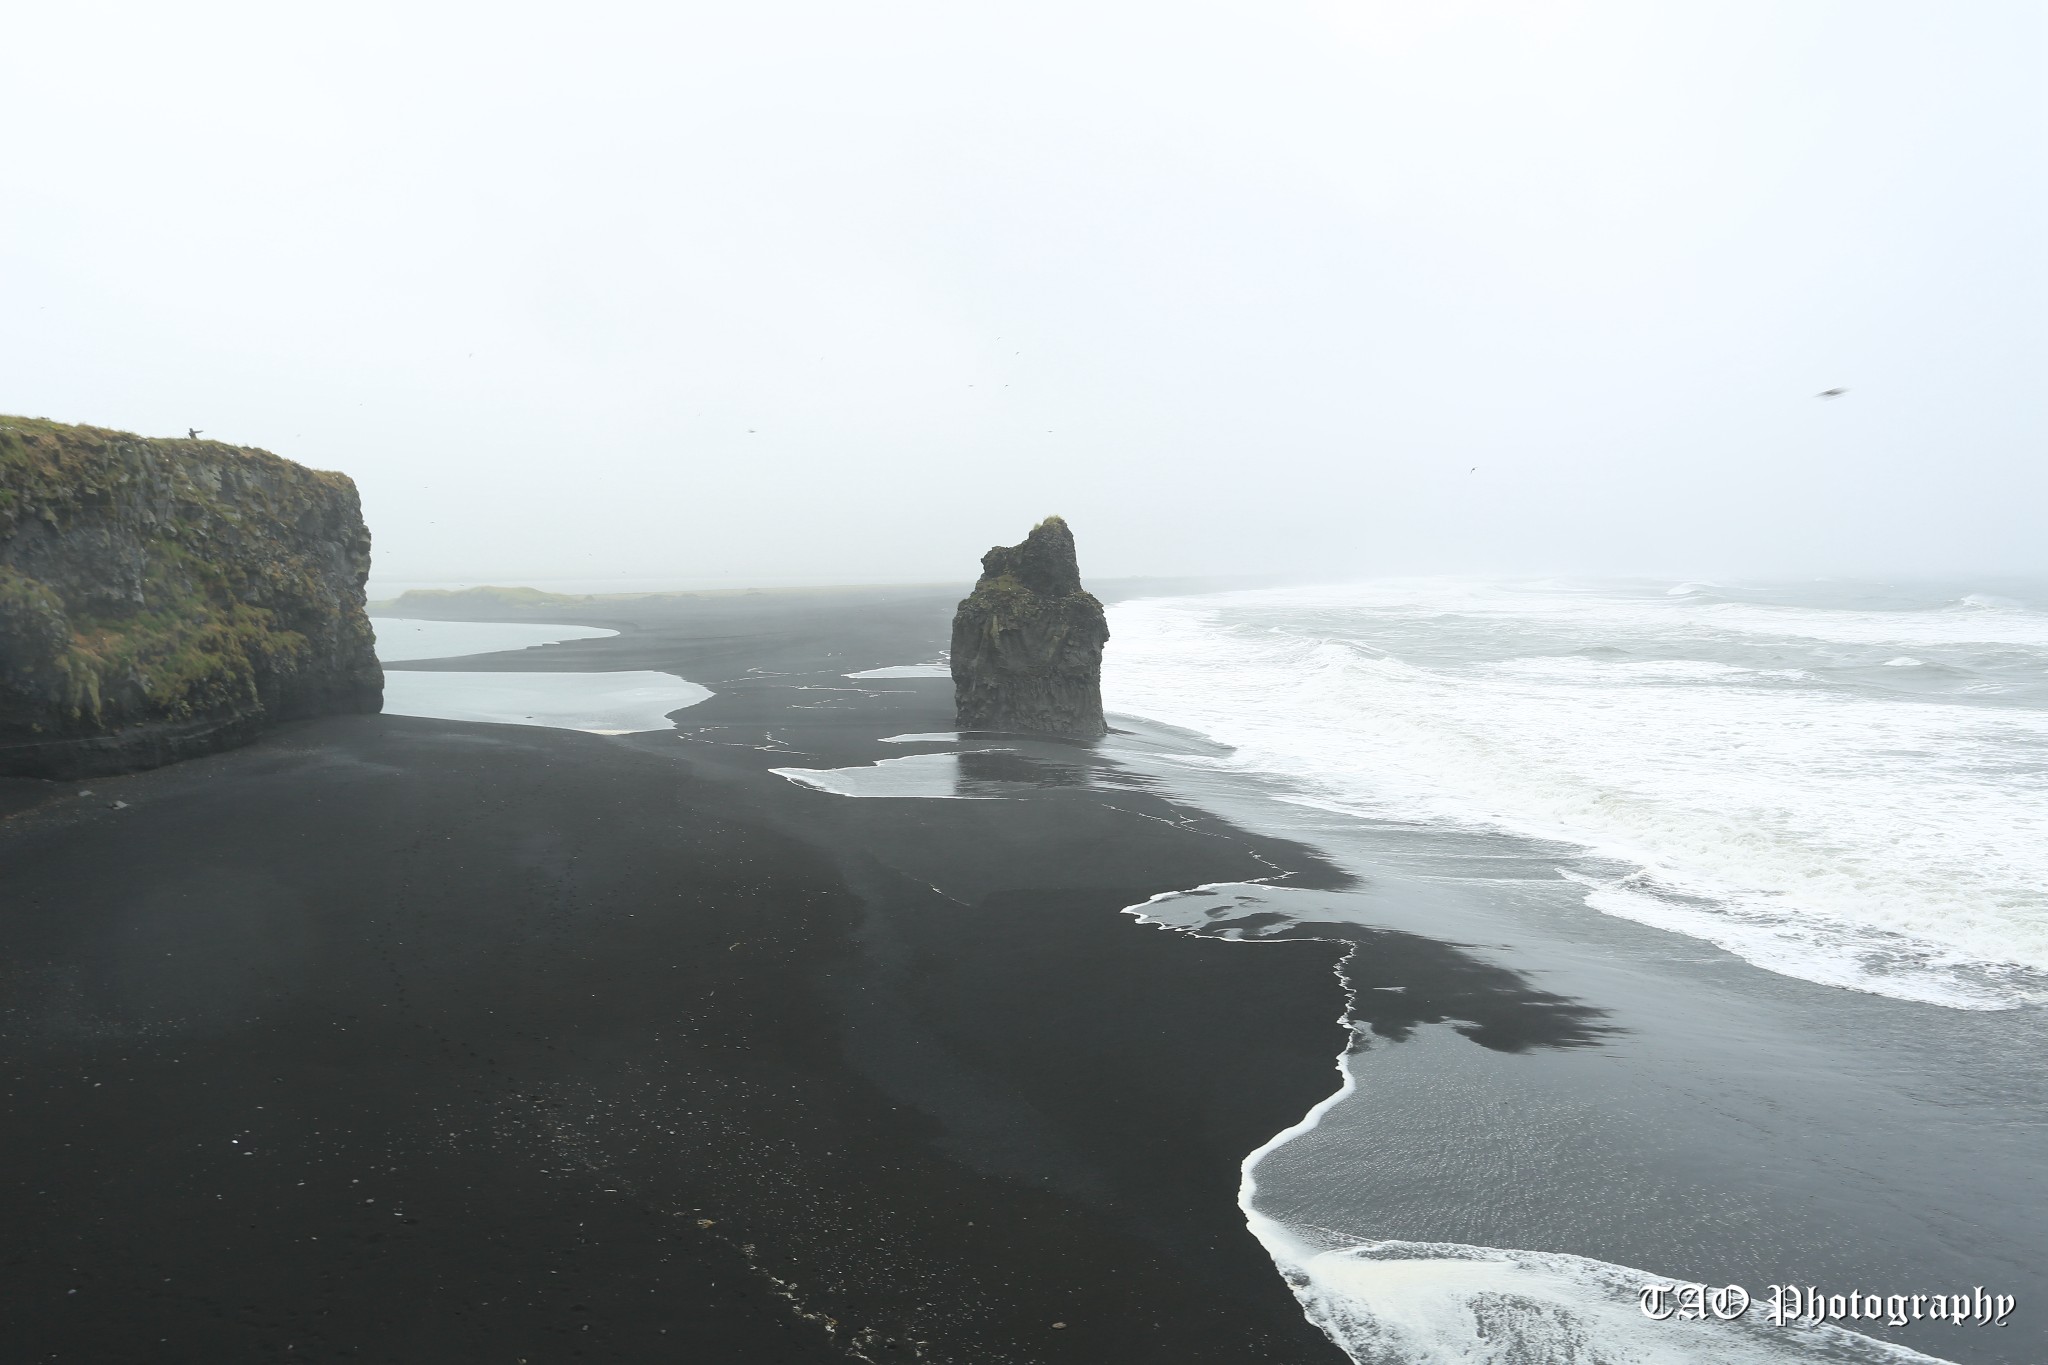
[373,617,710,734]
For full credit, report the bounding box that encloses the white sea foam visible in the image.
[1104,581,2048,1009]
[1247,1229,1950,1365]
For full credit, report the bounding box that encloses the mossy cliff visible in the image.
[0,417,382,778]
[949,516,1109,739]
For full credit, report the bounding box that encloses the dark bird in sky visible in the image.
[1816,388,1848,399]
[187,428,202,439]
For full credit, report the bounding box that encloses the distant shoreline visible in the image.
[364,572,1309,615]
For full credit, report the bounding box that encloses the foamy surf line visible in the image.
[1124,887,1959,1365]
[1244,1232,1955,1365]
[1103,585,2048,1010]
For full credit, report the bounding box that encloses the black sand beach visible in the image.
[1,587,1357,1363]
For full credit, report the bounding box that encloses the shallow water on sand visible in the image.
[372,617,710,734]
[379,671,711,734]
[1123,849,2045,1365]
[770,736,1118,799]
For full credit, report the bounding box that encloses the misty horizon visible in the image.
[6,2,2042,586]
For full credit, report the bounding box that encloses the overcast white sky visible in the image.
[4,2,2042,587]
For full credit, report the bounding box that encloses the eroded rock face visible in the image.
[0,418,382,778]
[950,516,1108,739]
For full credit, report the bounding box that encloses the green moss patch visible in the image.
[1,415,369,741]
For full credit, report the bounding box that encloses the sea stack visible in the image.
[950,515,1109,739]
[0,418,383,779]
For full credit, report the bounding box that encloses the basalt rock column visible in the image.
[950,516,1109,739]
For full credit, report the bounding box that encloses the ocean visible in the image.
[1100,578,2048,1365]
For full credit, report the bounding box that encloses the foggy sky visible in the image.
[5,2,2042,588]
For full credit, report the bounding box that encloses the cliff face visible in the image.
[0,418,382,778]
[950,516,1109,739]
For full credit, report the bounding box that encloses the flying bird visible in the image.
[1816,387,1848,399]
[187,428,203,439]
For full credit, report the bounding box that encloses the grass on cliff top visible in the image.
[0,414,352,488]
